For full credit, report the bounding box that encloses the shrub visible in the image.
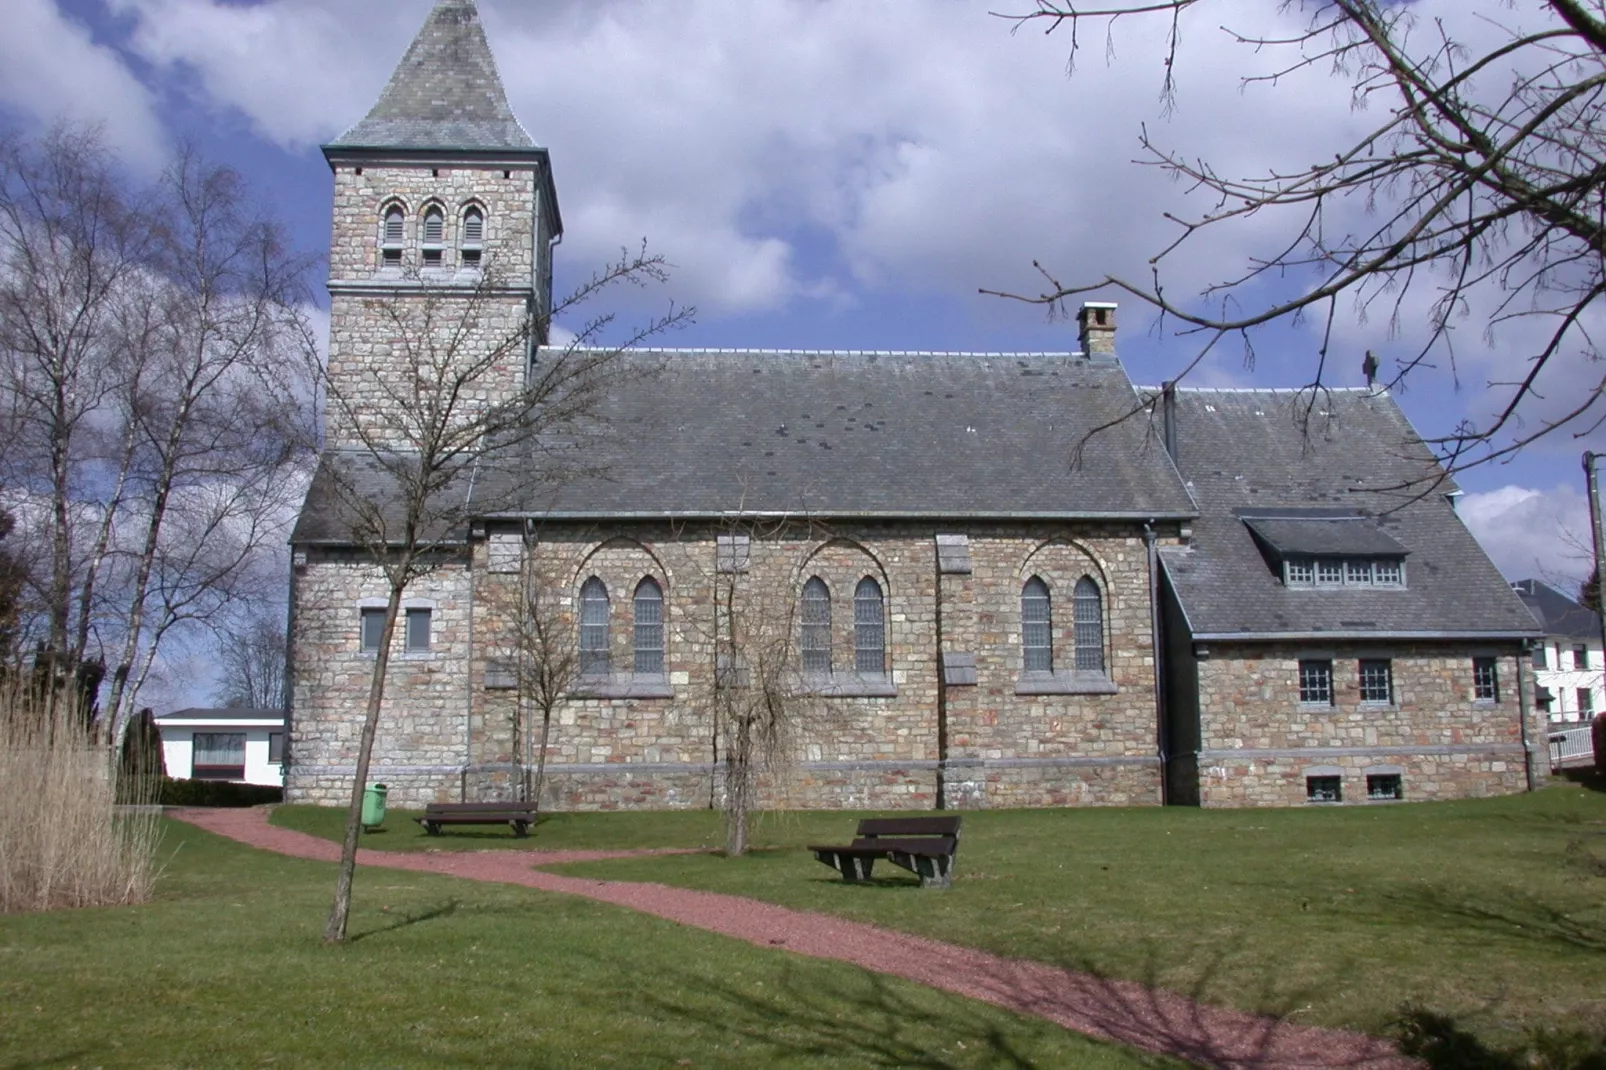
[0,693,161,913]
[158,779,282,808]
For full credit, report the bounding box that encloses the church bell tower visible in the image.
[320,0,562,449]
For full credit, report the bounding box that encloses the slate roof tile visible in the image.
[329,0,536,152]
[1156,388,1538,639]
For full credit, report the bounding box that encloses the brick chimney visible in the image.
[1078,301,1118,357]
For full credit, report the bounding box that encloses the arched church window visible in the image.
[461,207,485,268]
[1022,577,1052,672]
[421,207,445,268]
[1073,576,1105,672]
[633,577,664,675]
[853,577,884,675]
[580,577,610,676]
[381,206,405,269]
[801,577,831,676]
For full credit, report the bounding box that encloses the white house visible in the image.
[155,708,287,786]
[1512,579,1604,723]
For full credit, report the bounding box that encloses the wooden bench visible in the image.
[809,816,962,889]
[417,801,539,837]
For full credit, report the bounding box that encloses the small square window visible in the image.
[1366,774,1403,801]
[406,608,432,653]
[1373,560,1403,586]
[360,608,385,653]
[1358,659,1393,704]
[716,534,751,573]
[1316,560,1345,586]
[1306,775,1342,803]
[1298,659,1333,705]
[382,247,402,267]
[461,248,482,267]
[422,248,443,268]
[1285,559,1314,586]
[1575,645,1591,671]
[1472,657,1499,702]
[1345,560,1372,585]
[268,732,286,764]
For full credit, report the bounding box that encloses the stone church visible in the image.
[286,0,1545,811]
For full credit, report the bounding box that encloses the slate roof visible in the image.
[328,0,537,153]
[1512,578,1603,641]
[293,348,1198,542]
[1157,388,1540,640]
[1240,512,1410,557]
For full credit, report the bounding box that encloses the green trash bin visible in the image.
[361,784,389,831]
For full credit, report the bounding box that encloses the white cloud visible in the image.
[0,0,165,170]
[1458,483,1593,585]
[95,0,1369,319]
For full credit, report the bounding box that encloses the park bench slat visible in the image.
[417,801,539,838]
[809,816,961,889]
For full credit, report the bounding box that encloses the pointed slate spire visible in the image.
[330,0,536,152]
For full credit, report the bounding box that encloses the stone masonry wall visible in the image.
[325,164,540,449]
[1192,643,1542,807]
[287,521,1173,810]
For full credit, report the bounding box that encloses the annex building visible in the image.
[286,0,1546,811]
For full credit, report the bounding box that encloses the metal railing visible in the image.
[1548,724,1596,769]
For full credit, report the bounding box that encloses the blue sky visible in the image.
[2,0,1595,600]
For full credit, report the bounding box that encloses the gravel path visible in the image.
[172,807,1417,1070]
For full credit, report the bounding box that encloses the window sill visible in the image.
[1015,671,1118,696]
[1297,700,1336,711]
[571,675,674,699]
[802,674,897,698]
[1358,701,1396,710]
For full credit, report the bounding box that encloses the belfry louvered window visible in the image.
[461,207,484,267]
[853,577,885,675]
[801,577,831,676]
[421,207,445,267]
[580,577,610,676]
[381,207,404,267]
[1022,577,1052,672]
[633,578,664,675]
[1073,577,1104,672]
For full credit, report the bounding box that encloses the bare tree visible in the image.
[0,127,315,731]
[481,537,580,809]
[316,249,692,944]
[693,517,827,857]
[213,607,288,710]
[989,1,1606,472]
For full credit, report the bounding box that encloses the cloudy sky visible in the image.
[4,0,1595,592]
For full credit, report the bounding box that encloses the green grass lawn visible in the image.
[0,818,1181,1069]
[527,781,1606,1051]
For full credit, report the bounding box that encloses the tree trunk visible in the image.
[531,705,554,813]
[323,581,403,945]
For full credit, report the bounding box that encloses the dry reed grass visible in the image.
[0,693,161,913]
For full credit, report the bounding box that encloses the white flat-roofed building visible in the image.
[155,708,286,786]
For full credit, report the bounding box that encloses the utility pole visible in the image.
[1583,453,1606,772]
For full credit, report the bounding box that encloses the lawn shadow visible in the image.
[1395,1006,1606,1070]
[349,899,461,943]
[1557,768,1606,794]
[639,942,1401,1069]
[1376,884,1606,954]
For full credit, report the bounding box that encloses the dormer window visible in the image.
[1238,508,1410,591]
[460,207,484,269]
[421,207,445,269]
[381,207,405,269]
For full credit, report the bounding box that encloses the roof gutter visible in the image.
[1191,629,1542,643]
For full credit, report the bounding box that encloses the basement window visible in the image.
[1366,774,1403,801]
[1306,775,1342,803]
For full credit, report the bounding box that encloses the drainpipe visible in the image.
[1515,649,1536,792]
[934,538,948,811]
[1145,522,1168,805]
[464,532,478,802]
